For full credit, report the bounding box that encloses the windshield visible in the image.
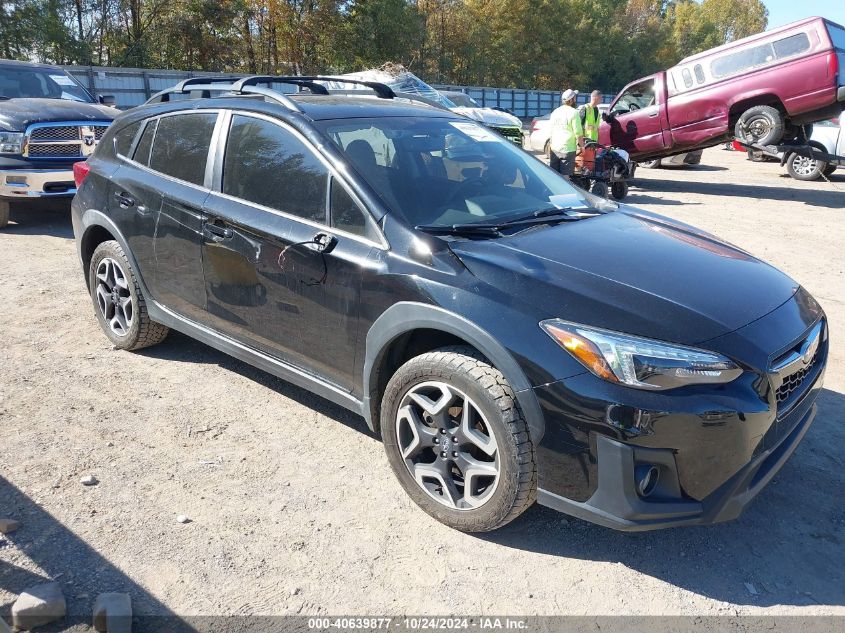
[318,117,608,228]
[447,93,479,108]
[0,66,94,102]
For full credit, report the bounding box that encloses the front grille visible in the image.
[25,123,110,159]
[775,351,819,404]
[28,143,82,157]
[491,126,523,145]
[30,125,80,141]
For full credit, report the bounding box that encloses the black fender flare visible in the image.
[78,209,152,296]
[362,302,545,442]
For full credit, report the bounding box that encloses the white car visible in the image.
[783,118,842,181]
[439,91,524,145]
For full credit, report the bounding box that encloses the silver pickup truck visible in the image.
[0,59,116,228]
[783,118,843,180]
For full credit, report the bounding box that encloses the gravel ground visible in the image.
[1,147,844,630]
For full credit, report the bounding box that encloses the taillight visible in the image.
[73,160,90,188]
[828,52,839,79]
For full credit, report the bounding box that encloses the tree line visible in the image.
[0,0,768,92]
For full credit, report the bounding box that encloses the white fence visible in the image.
[62,65,616,118]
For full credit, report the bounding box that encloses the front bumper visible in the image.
[0,168,76,199]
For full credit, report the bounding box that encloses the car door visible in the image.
[600,76,666,155]
[200,112,385,391]
[146,111,221,323]
[108,118,162,282]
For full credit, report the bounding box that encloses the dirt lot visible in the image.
[1,147,844,629]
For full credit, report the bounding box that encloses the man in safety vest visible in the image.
[548,88,584,179]
[579,90,603,143]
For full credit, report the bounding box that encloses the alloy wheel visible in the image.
[791,156,819,177]
[396,381,500,510]
[95,257,133,336]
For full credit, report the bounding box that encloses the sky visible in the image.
[763,0,845,28]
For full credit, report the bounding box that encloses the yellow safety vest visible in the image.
[582,105,600,142]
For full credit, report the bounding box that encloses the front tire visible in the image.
[735,105,784,146]
[591,181,609,197]
[381,346,537,532]
[786,152,826,181]
[0,200,9,229]
[89,240,169,350]
[611,181,629,200]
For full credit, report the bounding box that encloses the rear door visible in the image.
[146,111,221,323]
[200,112,384,390]
[600,75,666,156]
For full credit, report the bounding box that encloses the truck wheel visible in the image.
[381,346,537,532]
[611,181,629,200]
[786,153,826,181]
[638,159,661,169]
[0,200,9,229]
[823,164,837,177]
[735,106,784,146]
[89,240,169,350]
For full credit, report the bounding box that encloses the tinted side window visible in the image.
[149,113,217,186]
[114,121,141,157]
[694,64,706,84]
[330,178,378,241]
[774,33,810,59]
[711,43,775,78]
[682,68,693,88]
[223,115,328,223]
[133,119,157,166]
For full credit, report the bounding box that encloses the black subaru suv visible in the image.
[71,76,828,532]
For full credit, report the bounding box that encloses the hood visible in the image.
[0,98,115,131]
[451,106,522,128]
[449,208,798,345]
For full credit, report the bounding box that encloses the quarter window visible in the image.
[330,178,378,241]
[113,121,141,157]
[149,113,217,186]
[133,119,157,166]
[711,43,775,79]
[773,33,811,59]
[682,69,694,89]
[223,115,328,224]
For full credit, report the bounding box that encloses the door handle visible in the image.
[203,222,233,242]
[312,232,337,254]
[114,192,135,208]
[648,112,659,118]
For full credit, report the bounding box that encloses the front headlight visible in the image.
[541,319,742,390]
[0,132,25,154]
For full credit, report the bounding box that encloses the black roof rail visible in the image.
[231,76,329,95]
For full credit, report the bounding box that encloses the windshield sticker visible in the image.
[449,121,498,142]
[50,74,76,86]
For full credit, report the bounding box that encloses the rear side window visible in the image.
[773,33,811,59]
[694,64,706,84]
[149,113,217,186]
[682,68,693,88]
[711,43,775,79]
[113,121,141,157]
[223,115,328,223]
[133,119,157,166]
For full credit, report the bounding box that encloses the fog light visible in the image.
[635,465,659,497]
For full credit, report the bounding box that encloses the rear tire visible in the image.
[735,105,784,146]
[0,200,9,229]
[381,346,537,532]
[638,159,661,169]
[591,181,609,197]
[823,164,837,177]
[611,181,629,200]
[786,153,826,181]
[89,240,169,351]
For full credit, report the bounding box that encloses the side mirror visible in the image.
[98,94,117,107]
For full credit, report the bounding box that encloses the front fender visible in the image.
[362,301,545,442]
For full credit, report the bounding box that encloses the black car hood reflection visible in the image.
[449,207,799,345]
[0,98,114,131]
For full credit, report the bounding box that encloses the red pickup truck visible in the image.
[599,17,845,161]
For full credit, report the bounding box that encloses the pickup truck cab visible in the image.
[599,17,845,162]
[0,59,116,228]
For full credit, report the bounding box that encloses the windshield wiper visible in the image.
[415,223,504,237]
[415,207,603,237]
